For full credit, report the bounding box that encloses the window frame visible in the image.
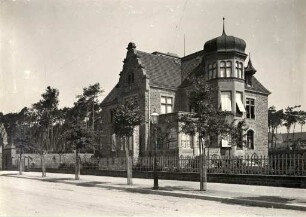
[246,98,255,119]
[220,60,232,78]
[160,96,174,114]
[246,130,255,149]
[207,62,217,80]
[220,91,232,112]
[235,61,244,79]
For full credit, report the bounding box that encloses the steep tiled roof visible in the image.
[137,51,181,89]
[101,85,118,106]
[245,76,270,95]
[181,50,204,80]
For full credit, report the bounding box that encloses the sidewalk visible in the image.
[1,171,306,211]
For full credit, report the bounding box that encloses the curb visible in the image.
[3,173,306,212]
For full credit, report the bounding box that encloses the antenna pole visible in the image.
[184,34,186,57]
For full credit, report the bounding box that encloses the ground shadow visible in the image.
[76,181,110,187]
[0,173,19,176]
[42,177,74,182]
[157,185,194,192]
[237,196,295,204]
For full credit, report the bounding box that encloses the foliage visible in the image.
[282,105,301,142]
[113,102,142,138]
[228,120,248,148]
[178,75,232,149]
[268,106,284,146]
[64,120,92,151]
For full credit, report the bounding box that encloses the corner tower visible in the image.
[203,18,248,116]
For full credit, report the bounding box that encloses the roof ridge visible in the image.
[181,50,204,61]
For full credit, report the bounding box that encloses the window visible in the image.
[124,96,138,106]
[110,109,115,123]
[235,61,244,79]
[246,130,254,149]
[127,72,134,85]
[161,96,173,114]
[220,61,232,77]
[220,61,226,77]
[207,62,217,80]
[246,98,255,119]
[226,61,232,77]
[221,92,232,111]
[236,92,246,114]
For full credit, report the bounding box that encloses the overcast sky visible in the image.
[0,0,305,116]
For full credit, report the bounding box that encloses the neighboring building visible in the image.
[269,132,306,153]
[100,23,270,158]
[0,123,13,170]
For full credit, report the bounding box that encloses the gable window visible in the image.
[221,91,232,111]
[236,92,246,115]
[235,61,244,79]
[124,96,138,106]
[220,61,232,77]
[161,96,173,114]
[127,72,134,85]
[246,98,255,119]
[110,109,115,123]
[246,130,254,149]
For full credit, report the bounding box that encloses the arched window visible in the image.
[247,130,254,149]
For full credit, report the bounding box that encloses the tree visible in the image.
[282,105,300,146]
[298,110,306,135]
[178,75,231,191]
[112,102,142,185]
[65,118,92,180]
[228,120,248,150]
[32,86,59,177]
[268,106,284,148]
[75,83,103,153]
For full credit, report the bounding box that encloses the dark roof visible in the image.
[245,55,257,75]
[137,51,181,89]
[101,85,118,106]
[181,50,203,79]
[245,76,271,95]
[204,32,246,54]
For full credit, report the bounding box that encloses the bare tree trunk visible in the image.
[292,124,296,141]
[199,137,207,191]
[203,153,207,191]
[41,154,46,177]
[125,137,133,185]
[75,148,80,180]
[19,154,23,175]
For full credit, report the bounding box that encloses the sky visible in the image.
[0,0,305,117]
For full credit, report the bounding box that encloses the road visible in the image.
[0,174,305,217]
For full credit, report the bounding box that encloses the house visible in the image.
[100,22,270,158]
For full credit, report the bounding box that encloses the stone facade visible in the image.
[100,27,270,158]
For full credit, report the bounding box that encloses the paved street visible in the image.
[0,171,305,217]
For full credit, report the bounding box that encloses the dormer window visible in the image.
[220,61,232,78]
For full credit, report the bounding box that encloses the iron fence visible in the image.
[23,153,306,176]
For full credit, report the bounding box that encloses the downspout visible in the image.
[148,80,151,156]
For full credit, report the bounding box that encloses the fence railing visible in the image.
[20,153,306,176]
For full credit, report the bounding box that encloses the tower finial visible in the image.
[222,17,226,35]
